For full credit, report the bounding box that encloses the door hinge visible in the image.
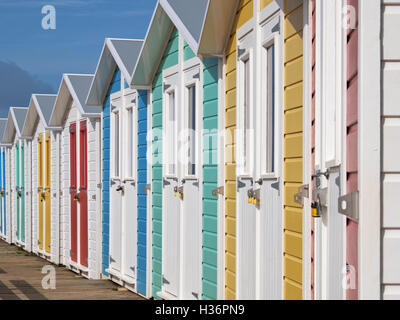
[91,194,96,200]
[97,183,102,189]
[212,186,224,198]
[338,191,359,222]
[294,184,309,205]
[143,184,151,193]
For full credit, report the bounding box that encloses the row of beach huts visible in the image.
[0,0,399,300]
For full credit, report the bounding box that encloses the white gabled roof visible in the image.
[22,94,60,138]
[50,74,101,127]
[131,2,174,87]
[160,0,238,56]
[86,38,143,106]
[131,0,238,87]
[0,118,9,147]
[2,107,28,144]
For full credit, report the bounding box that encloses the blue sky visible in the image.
[0,0,157,117]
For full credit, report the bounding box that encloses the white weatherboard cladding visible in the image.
[50,131,59,263]
[87,117,101,279]
[60,100,101,279]
[10,139,16,244]
[381,1,400,299]
[32,128,38,254]
[60,103,76,267]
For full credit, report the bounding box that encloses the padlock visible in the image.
[247,189,254,204]
[311,202,321,218]
[253,198,257,205]
[174,186,178,197]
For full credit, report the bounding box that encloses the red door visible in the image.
[69,123,78,263]
[346,0,359,300]
[79,120,88,267]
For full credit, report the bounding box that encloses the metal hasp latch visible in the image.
[294,184,309,205]
[212,186,224,198]
[338,191,359,222]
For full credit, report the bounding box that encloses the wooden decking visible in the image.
[0,240,144,300]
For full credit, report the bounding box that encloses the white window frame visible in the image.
[122,88,137,181]
[110,92,122,180]
[237,22,256,177]
[162,66,180,179]
[259,13,281,178]
[182,61,201,180]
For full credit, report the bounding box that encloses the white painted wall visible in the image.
[5,147,12,244]
[10,137,16,244]
[381,0,400,300]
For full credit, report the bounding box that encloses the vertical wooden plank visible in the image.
[70,123,77,262]
[346,0,359,300]
[80,120,88,267]
[283,0,303,300]
[38,134,44,251]
[44,132,51,254]
[224,0,254,300]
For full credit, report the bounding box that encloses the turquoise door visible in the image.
[16,142,20,241]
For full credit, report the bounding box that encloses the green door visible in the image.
[16,141,20,241]
[16,141,25,243]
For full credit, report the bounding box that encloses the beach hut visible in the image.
[1,108,30,250]
[306,0,399,300]
[21,95,61,263]
[85,38,150,296]
[48,74,102,279]
[131,0,233,300]
[0,119,9,242]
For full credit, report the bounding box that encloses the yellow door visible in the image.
[45,132,51,253]
[38,134,44,251]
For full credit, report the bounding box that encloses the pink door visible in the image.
[79,120,88,267]
[69,123,78,263]
[346,0,359,300]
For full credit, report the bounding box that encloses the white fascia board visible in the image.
[159,0,202,55]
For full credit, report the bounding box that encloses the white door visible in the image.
[122,89,138,281]
[110,94,123,273]
[236,13,282,300]
[162,71,180,297]
[110,89,138,284]
[161,62,202,300]
[312,0,345,300]
[181,64,202,300]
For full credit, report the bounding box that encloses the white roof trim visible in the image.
[159,0,207,55]
[131,2,174,86]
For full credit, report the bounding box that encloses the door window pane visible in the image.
[127,108,134,177]
[114,112,120,177]
[266,44,275,173]
[167,92,176,175]
[243,58,251,173]
[187,86,196,175]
